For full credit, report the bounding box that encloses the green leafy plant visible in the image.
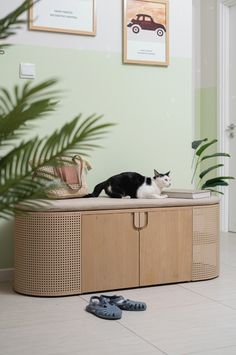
[0,0,34,45]
[0,1,114,219]
[191,138,234,194]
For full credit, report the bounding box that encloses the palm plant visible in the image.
[0,1,113,219]
[191,138,234,194]
[0,0,34,45]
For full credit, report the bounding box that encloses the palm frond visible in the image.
[0,115,115,218]
[0,0,36,43]
[33,115,113,165]
[0,79,59,147]
[0,186,48,219]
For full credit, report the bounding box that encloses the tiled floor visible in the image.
[1,232,236,355]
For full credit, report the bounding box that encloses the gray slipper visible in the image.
[85,296,122,320]
[101,295,147,311]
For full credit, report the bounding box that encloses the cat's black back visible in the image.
[89,172,149,198]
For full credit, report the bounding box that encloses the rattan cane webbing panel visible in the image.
[192,205,219,281]
[14,212,81,296]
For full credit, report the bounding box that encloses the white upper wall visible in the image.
[1,0,192,58]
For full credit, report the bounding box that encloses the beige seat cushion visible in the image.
[19,196,220,212]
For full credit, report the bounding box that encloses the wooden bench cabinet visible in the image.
[14,197,220,296]
[81,212,139,293]
[139,207,193,286]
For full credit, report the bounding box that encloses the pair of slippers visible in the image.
[86,294,147,320]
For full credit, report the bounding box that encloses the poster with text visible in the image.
[29,0,96,36]
[123,0,169,66]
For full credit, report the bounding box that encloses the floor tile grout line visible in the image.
[78,283,236,312]
[79,291,212,312]
[116,321,168,355]
[78,295,89,303]
[179,284,236,311]
[181,343,236,355]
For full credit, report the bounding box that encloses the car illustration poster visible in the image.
[123,0,169,66]
[29,0,96,36]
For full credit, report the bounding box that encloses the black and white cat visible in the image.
[87,170,171,199]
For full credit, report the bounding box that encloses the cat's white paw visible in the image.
[161,194,168,198]
[123,195,131,199]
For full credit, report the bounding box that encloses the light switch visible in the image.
[20,63,36,79]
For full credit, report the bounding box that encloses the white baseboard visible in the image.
[0,268,14,282]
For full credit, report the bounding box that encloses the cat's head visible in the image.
[153,170,171,188]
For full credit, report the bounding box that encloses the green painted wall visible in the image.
[194,87,218,186]
[200,87,217,140]
[195,89,201,139]
[195,87,217,141]
[0,44,193,269]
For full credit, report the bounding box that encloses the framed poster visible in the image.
[123,0,169,66]
[29,0,96,36]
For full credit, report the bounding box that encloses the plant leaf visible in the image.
[201,180,229,189]
[196,139,217,157]
[192,138,208,150]
[0,0,37,43]
[0,79,59,146]
[0,115,115,218]
[201,176,234,189]
[199,164,224,179]
[205,176,234,184]
[201,153,230,162]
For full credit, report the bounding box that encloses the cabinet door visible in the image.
[81,212,139,293]
[140,208,192,286]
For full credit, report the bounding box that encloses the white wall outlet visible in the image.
[19,63,36,79]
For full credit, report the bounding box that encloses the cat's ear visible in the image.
[165,171,170,176]
[154,169,160,177]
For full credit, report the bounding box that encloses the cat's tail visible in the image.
[83,180,108,198]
